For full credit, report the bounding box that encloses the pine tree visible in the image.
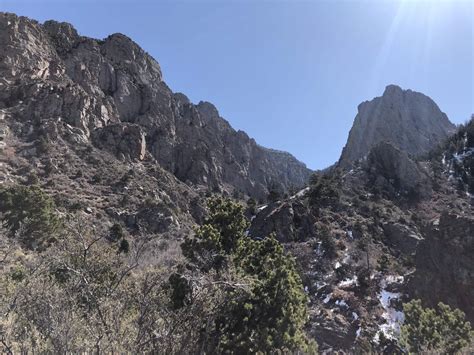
[400,299,472,354]
[0,184,60,249]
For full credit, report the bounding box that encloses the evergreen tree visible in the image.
[0,184,60,249]
[400,299,472,354]
[180,197,316,353]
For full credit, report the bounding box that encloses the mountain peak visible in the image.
[339,85,456,169]
[383,84,403,95]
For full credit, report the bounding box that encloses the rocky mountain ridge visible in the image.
[339,84,456,169]
[0,12,311,200]
[0,11,473,354]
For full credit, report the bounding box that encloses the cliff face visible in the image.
[0,13,311,200]
[339,85,455,169]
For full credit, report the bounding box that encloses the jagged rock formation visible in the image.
[0,12,311,200]
[339,84,456,169]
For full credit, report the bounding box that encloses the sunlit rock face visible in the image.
[0,12,311,199]
[339,84,456,169]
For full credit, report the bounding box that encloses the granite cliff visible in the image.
[0,12,311,201]
[339,84,455,169]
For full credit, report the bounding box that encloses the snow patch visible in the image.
[315,281,327,290]
[338,275,358,288]
[335,299,348,308]
[290,187,310,200]
[257,205,268,211]
[323,294,332,304]
[376,276,405,341]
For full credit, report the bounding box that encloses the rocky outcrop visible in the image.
[409,213,474,321]
[366,141,432,199]
[382,222,423,255]
[92,123,146,161]
[0,12,311,199]
[339,85,455,169]
[249,199,316,242]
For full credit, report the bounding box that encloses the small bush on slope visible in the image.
[400,299,472,354]
[0,184,60,250]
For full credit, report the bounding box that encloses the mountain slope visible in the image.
[249,118,474,351]
[339,84,456,169]
[0,12,311,200]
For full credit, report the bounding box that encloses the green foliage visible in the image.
[168,272,192,310]
[117,238,129,254]
[400,299,472,354]
[309,173,340,208]
[180,197,315,353]
[0,184,60,249]
[109,223,125,241]
[267,183,282,203]
[319,226,337,259]
[246,197,257,215]
[356,268,371,291]
[216,234,314,353]
[182,197,249,270]
[466,118,474,148]
[377,255,390,272]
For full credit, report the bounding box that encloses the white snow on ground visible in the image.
[352,312,359,320]
[335,299,348,308]
[314,242,323,257]
[342,252,351,264]
[356,327,362,338]
[315,281,327,290]
[290,187,310,200]
[257,205,268,211]
[338,275,358,288]
[323,294,332,303]
[346,230,354,239]
[334,261,342,269]
[375,276,405,341]
[385,275,404,284]
[453,148,474,163]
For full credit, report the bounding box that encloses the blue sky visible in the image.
[1,0,473,169]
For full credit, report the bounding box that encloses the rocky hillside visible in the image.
[0,11,472,354]
[0,12,311,201]
[338,84,456,169]
[249,119,474,351]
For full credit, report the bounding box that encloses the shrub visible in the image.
[181,197,316,353]
[400,299,472,354]
[246,197,257,215]
[0,184,60,249]
[308,173,340,208]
